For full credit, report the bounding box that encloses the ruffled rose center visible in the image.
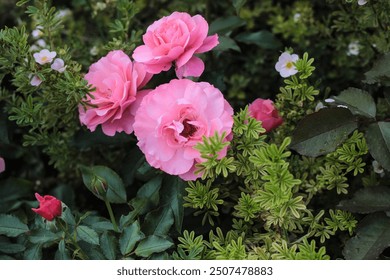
[181,118,197,137]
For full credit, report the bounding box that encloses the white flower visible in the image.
[372,160,384,175]
[30,75,42,86]
[56,9,71,19]
[315,102,325,112]
[33,49,56,65]
[36,39,47,48]
[347,42,360,56]
[275,52,299,78]
[325,98,335,103]
[90,46,99,56]
[51,58,66,73]
[32,29,43,39]
[358,0,367,5]
[293,13,301,22]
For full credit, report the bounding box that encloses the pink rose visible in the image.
[248,98,283,132]
[32,193,62,221]
[133,79,233,181]
[79,50,152,136]
[133,12,219,79]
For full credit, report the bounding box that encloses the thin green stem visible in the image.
[105,199,119,232]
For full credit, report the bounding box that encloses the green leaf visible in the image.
[214,36,241,52]
[0,214,29,237]
[364,53,390,84]
[209,16,246,35]
[119,221,145,256]
[343,213,390,259]
[24,244,42,260]
[55,240,70,260]
[161,175,185,232]
[333,88,376,118]
[76,225,99,245]
[134,235,174,258]
[291,108,358,157]
[29,229,61,244]
[365,122,390,171]
[232,0,247,14]
[100,232,117,260]
[0,241,25,254]
[235,30,281,49]
[338,186,390,214]
[80,165,127,204]
[143,207,174,236]
[130,175,163,215]
[0,178,32,213]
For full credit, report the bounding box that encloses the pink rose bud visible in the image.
[133,79,233,181]
[248,98,283,132]
[133,12,219,78]
[32,193,62,221]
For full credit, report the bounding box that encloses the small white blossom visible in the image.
[315,102,325,112]
[32,29,43,39]
[325,98,335,103]
[347,42,360,56]
[358,0,367,6]
[90,46,99,56]
[337,105,348,109]
[36,39,47,48]
[56,9,71,19]
[30,75,42,86]
[33,49,56,65]
[29,45,39,52]
[372,160,384,175]
[293,13,301,22]
[275,52,299,78]
[51,58,66,73]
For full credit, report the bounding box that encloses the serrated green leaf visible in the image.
[130,176,162,215]
[343,213,390,259]
[55,240,70,260]
[209,16,246,35]
[338,186,390,214]
[76,225,99,245]
[24,244,42,260]
[214,36,240,52]
[100,232,117,260]
[364,53,390,84]
[0,214,29,237]
[80,165,126,204]
[160,175,185,232]
[134,235,173,258]
[119,221,144,256]
[143,207,174,236]
[333,88,376,118]
[235,30,281,49]
[0,241,25,254]
[29,229,61,244]
[365,122,390,171]
[291,108,358,157]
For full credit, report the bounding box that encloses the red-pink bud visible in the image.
[248,98,283,132]
[31,193,62,221]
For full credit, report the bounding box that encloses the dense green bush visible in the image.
[0,0,389,260]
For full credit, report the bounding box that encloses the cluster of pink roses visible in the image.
[79,12,282,181]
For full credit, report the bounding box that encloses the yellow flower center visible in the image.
[286,61,293,69]
[42,56,48,62]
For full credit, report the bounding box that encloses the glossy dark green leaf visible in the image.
[119,221,144,256]
[24,244,42,260]
[80,165,126,204]
[29,229,61,244]
[0,241,25,254]
[343,213,390,259]
[76,225,99,245]
[338,185,390,213]
[232,0,247,14]
[134,235,173,258]
[364,53,390,84]
[0,214,29,237]
[143,207,174,236]
[0,178,33,213]
[130,175,163,215]
[214,36,240,52]
[291,108,358,157]
[333,88,376,118]
[55,240,70,260]
[365,122,390,170]
[161,175,185,232]
[235,30,281,49]
[100,232,117,260]
[209,16,246,35]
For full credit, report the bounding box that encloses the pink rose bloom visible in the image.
[133,79,233,181]
[0,157,5,173]
[248,98,283,132]
[79,50,152,136]
[133,12,219,79]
